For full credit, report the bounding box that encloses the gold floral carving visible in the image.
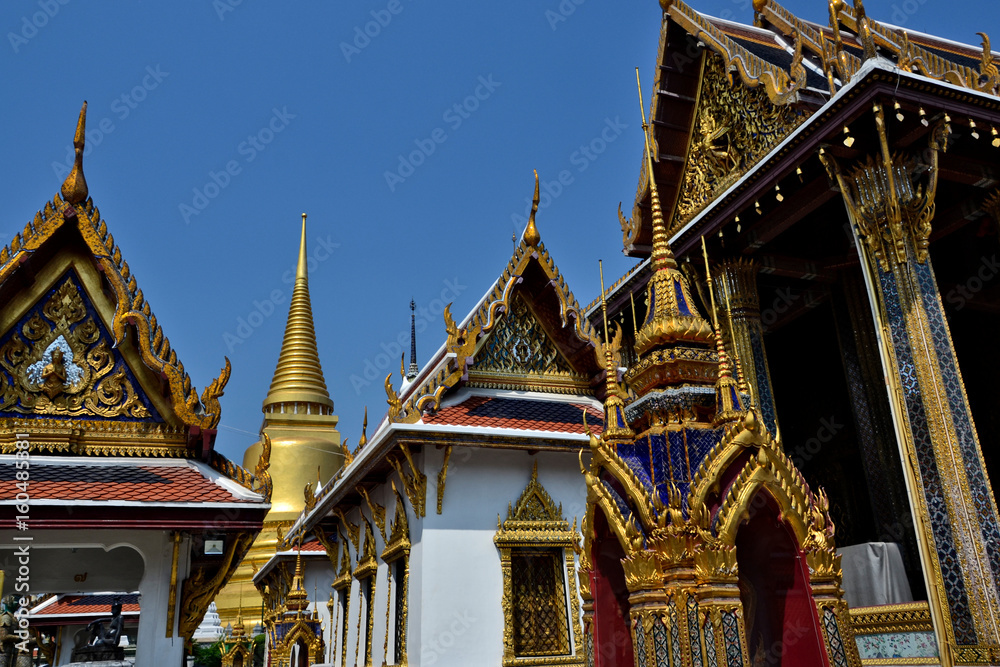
[820,107,948,271]
[357,486,387,541]
[436,445,452,515]
[388,444,427,518]
[178,532,254,640]
[674,52,805,226]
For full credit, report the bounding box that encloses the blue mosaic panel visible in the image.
[748,326,777,435]
[704,617,718,666]
[822,607,849,667]
[635,619,648,667]
[686,428,723,478]
[915,261,1000,596]
[652,617,669,667]
[721,610,743,667]
[620,453,655,491]
[0,271,162,422]
[649,432,672,488]
[669,430,688,481]
[669,599,683,667]
[674,278,693,316]
[687,596,704,667]
[878,269,976,644]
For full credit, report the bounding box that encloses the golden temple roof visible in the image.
[263,214,334,412]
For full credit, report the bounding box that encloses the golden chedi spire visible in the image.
[523,170,541,247]
[224,212,344,628]
[61,102,89,205]
[263,213,334,413]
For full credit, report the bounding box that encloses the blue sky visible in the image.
[0,0,986,465]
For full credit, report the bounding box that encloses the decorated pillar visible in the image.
[714,260,779,435]
[821,103,1000,663]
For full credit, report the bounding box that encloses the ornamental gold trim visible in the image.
[850,601,934,635]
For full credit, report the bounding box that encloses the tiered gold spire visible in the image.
[285,544,310,615]
[263,214,334,412]
[630,69,713,364]
[61,102,89,205]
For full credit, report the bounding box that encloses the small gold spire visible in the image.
[523,171,541,247]
[702,237,743,426]
[286,541,309,614]
[61,102,89,205]
[636,69,676,271]
[263,213,334,411]
[358,407,368,448]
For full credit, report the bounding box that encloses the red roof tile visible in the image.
[0,461,250,503]
[423,396,604,434]
[33,593,140,617]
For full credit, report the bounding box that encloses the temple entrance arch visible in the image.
[735,491,828,667]
[590,509,633,667]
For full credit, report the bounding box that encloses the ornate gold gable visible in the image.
[0,187,230,455]
[385,174,601,423]
[469,291,589,393]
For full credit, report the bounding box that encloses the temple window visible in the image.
[381,487,411,666]
[494,462,584,666]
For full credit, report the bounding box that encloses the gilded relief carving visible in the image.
[0,274,154,420]
[674,53,805,226]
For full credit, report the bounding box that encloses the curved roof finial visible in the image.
[61,102,89,205]
[523,170,541,247]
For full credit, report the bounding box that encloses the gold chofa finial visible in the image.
[523,170,541,247]
[635,69,676,271]
[61,102,89,205]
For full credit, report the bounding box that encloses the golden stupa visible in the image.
[213,214,345,625]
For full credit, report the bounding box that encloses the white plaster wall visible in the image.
[414,445,588,667]
[319,443,588,667]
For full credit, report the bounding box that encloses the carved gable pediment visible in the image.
[0,271,163,423]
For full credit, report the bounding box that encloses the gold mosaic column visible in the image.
[822,108,1000,664]
[714,261,779,436]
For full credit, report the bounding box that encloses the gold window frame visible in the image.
[494,462,584,667]
[381,484,411,666]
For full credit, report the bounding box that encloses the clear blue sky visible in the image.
[0,0,986,465]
